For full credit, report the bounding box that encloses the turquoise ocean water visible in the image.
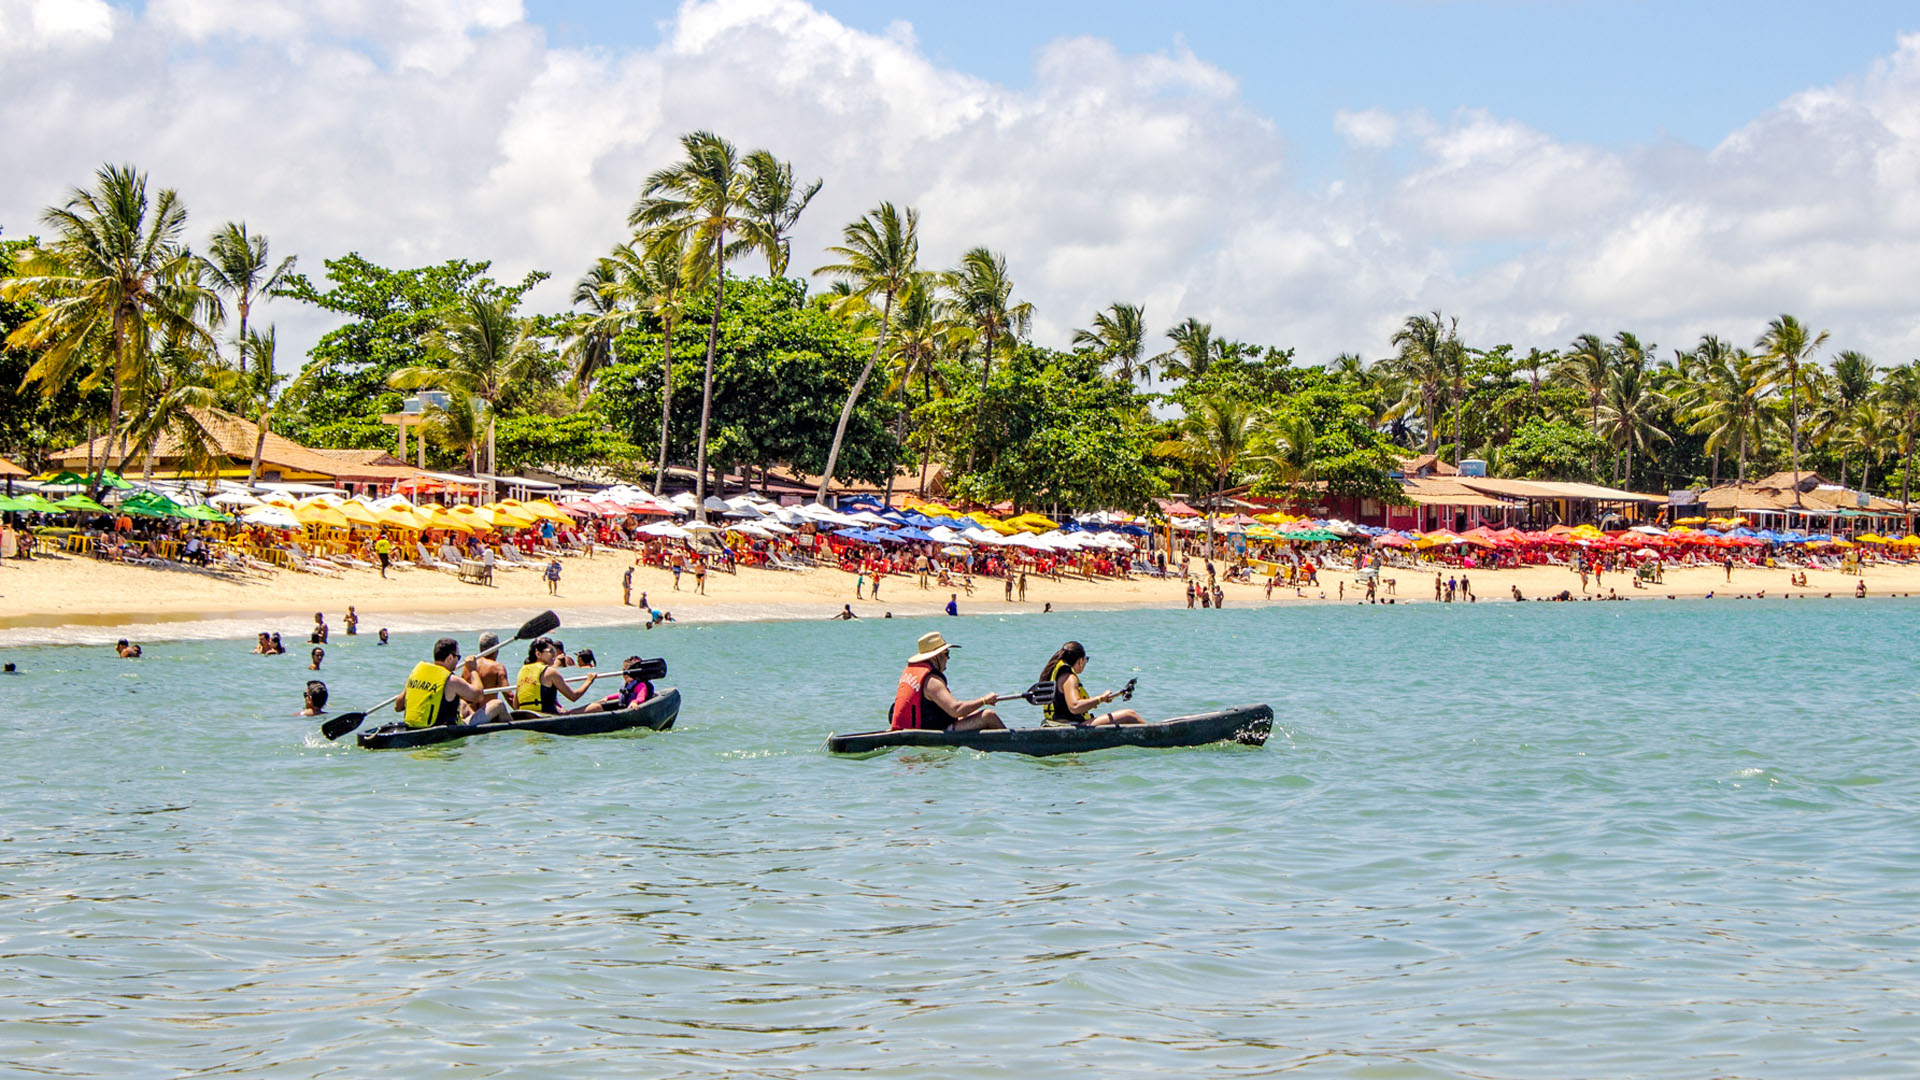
[3,600,1919,1077]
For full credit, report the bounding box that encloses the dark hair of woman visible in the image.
[525,636,558,664]
[1038,640,1087,683]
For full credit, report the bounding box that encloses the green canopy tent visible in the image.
[53,494,110,513]
[120,492,187,518]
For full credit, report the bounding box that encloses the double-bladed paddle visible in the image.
[319,609,561,741]
[996,676,1136,708]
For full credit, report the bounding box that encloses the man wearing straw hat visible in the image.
[889,631,1005,732]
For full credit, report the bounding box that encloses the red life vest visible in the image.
[889,661,949,730]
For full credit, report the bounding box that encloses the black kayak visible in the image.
[825,704,1272,757]
[356,689,681,750]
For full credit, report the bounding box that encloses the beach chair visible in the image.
[285,550,342,577]
[488,546,528,570]
[415,543,460,574]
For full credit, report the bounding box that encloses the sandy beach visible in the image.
[5,549,1919,644]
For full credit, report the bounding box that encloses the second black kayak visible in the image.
[356,688,681,750]
[825,703,1272,757]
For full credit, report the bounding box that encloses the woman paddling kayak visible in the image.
[1040,641,1145,727]
[514,636,602,714]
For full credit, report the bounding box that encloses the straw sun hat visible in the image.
[908,631,959,663]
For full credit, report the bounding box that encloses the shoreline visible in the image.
[3,552,1917,647]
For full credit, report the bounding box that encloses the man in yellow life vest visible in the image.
[394,637,512,729]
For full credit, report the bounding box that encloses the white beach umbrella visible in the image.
[209,490,262,508]
[639,522,692,540]
[758,520,794,534]
[240,505,301,529]
[926,526,963,543]
[682,521,720,533]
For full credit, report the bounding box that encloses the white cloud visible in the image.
[5,0,1920,375]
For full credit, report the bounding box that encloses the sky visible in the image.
[5,0,1920,370]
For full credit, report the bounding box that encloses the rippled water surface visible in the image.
[5,600,1920,1078]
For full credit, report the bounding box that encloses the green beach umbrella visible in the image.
[92,470,133,490]
[180,504,232,522]
[0,495,28,512]
[53,494,110,513]
[13,493,60,512]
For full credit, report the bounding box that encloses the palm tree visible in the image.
[1254,410,1317,493]
[814,202,919,500]
[1554,332,1613,476]
[883,273,959,495]
[631,131,754,519]
[1848,400,1894,495]
[637,234,691,495]
[940,247,1030,470]
[388,293,545,500]
[561,257,622,399]
[1594,348,1669,490]
[231,326,285,485]
[1754,314,1830,506]
[1157,316,1217,383]
[1072,302,1149,383]
[742,150,821,278]
[1154,394,1259,560]
[202,222,294,373]
[2,164,214,490]
[1877,363,1920,527]
[1817,349,1877,488]
[1682,344,1769,486]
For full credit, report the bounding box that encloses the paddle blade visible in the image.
[321,711,367,741]
[516,610,560,641]
[1021,681,1057,706]
[632,657,668,681]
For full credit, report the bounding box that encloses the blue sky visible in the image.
[528,0,1920,176]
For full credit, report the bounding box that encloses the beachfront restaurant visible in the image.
[1692,471,1910,536]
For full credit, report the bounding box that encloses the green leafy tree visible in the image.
[1500,419,1609,483]
[492,411,644,474]
[1154,392,1261,558]
[275,253,526,449]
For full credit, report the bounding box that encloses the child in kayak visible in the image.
[581,656,657,713]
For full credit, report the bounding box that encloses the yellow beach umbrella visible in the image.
[490,504,539,528]
[293,499,349,529]
[1007,512,1059,531]
[450,504,496,530]
[377,504,428,531]
[1891,535,1920,547]
[1857,533,1888,544]
[525,499,576,524]
[337,499,383,528]
[420,505,473,532]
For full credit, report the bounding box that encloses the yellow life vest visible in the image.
[403,661,452,728]
[516,661,554,714]
[1044,658,1077,725]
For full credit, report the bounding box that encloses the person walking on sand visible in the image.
[623,565,634,606]
[1018,570,1028,602]
[1724,555,1735,582]
[374,533,392,578]
[1187,580,1197,608]
[672,559,683,591]
[856,571,866,599]
[545,557,562,596]
[1004,574,1013,602]
[916,553,930,590]
[1434,573,1443,601]
[695,560,707,595]
[871,571,881,602]
[1461,575,1473,602]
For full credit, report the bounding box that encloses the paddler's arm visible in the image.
[393,679,409,712]
[925,678,997,719]
[547,667,600,702]
[446,674,486,707]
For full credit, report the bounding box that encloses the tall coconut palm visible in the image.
[637,234,691,495]
[1254,410,1317,493]
[630,131,754,519]
[1816,349,1877,488]
[1593,349,1669,490]
[562,257,622,398]
[742,150,821,278]
[1554,332,1614,476]
[1154,393,1259,560]
[1072,302,1149,383]
[1754,314,1830,506]
[1156,316,1218,383]
[202,221,294,373]
[814,202,919,501]
[1848,400,1894,495]
[1685,347,1770,486]
[882,273,959,495]
[389,293,545,500]
[940,247,1030,471]
[1668,334,1738,486]
[1878,363,1920,527]
[1381,314,1449,453]
[1,164,214,490]
[234,327,285,485]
